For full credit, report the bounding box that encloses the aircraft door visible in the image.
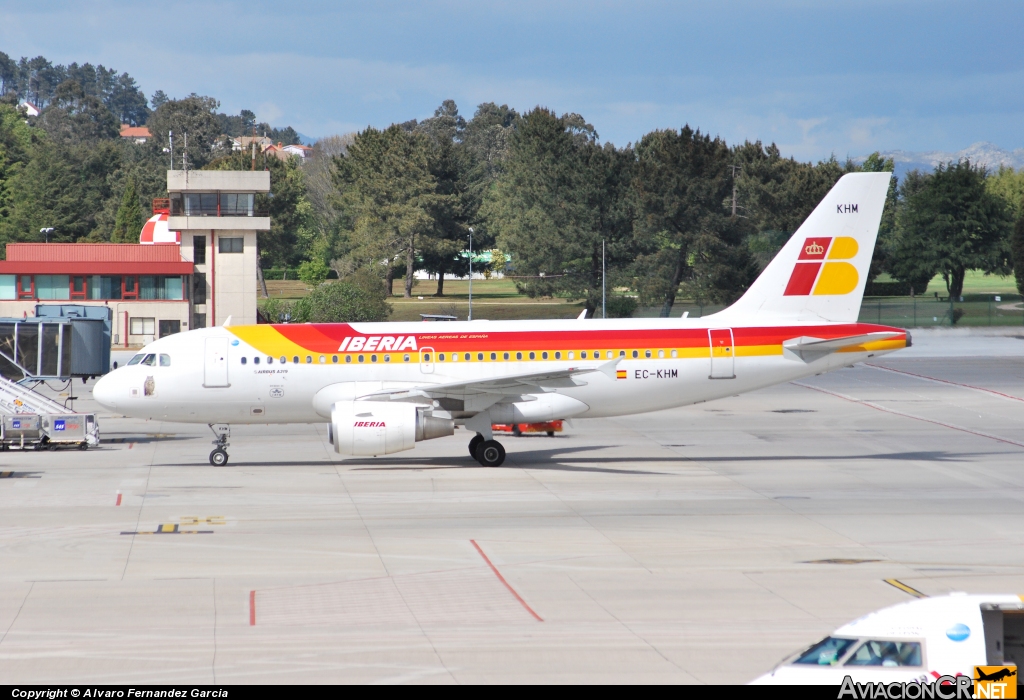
[420,346,435,374]
[708,328,735,379]
[204,337,230,387]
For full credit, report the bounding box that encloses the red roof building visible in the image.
[119,125,151,142]
[1,244,192,275]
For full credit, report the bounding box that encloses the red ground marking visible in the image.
[115,492,121,506]
[249,590,256,626]
[128,443,134,449]
[866,363,1024,403]
[470,539,543,622]
[795,382,1024,449]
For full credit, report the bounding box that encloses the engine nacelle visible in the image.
[330,401,454,456]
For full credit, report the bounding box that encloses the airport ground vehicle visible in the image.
[752,593,1023,686]
[493,420,562,437]
[93,173,909,466]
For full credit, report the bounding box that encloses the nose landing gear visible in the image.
[208,424,230,466]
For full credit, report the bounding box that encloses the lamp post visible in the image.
[39,227,54,243]
[467,227,473,321]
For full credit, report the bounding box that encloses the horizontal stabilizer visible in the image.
[783,332,901,362]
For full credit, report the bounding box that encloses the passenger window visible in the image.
[503,352,509,360]
[439,353,445,361]
[358,355,365,363]
[403,354,410,362]
[384,354,390,362]
[529,352,535,360]
[292,356,299,364]
[241,357,247,365]
[632,350,639,358]
[581,351,587,359]
[619,350,626,357]
[477,353,483,361]
[306,356,312,364]
[465,353,471,361]
[128,354,144,365]
[555,352,561,359]
[423,353,431,362]
[346,355,353,363]
[593,351,600,359]
[319,355,326,364]
[451,353,458,362]
[280,356,286,364]
[542,352,548,360]
[490,353,496,360]
[568,351,574,359]
[371,355,377,363]
[516,352,522,360]
[670,349,678,358]
[645,350,652,358]
[159,354,171,367]
[845,641,922,667]
[253,357,260,365]
[332,355,338,363]
[267,357,274,364]
[141,354,156,366]
[658,349,665,358]
[793,637,857,666]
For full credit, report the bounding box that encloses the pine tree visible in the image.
[111,176,143,243]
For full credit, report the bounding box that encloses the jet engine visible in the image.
[329,401,454,456]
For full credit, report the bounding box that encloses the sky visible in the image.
[1,0,1021,161]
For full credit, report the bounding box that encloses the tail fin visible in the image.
[722,172,891,324]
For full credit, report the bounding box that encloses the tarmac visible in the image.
[2,328,1024,684]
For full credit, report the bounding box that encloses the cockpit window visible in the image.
[845,641,922,667]
[141,354,156,366]
[793,637,857,666]
[159,354,171,367]
[127,354,144,365]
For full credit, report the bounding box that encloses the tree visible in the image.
[633,125,755,315]
[483,108,636,316]
[150,90,169,110]
[147,94,221,168]
[37,80,119,146]
[858,152,898,282]
[986,166,1024,221]
[334,124,439,297]
[416,100,473,295]
[1012,215,1024,295]
[894,160,1014,299]
[291,270,392,322]
[110,176,143,242]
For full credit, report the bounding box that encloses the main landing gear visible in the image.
[469,433,506,467]
[208,424,230,466]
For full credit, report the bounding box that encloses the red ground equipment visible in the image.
[491,420,563,437]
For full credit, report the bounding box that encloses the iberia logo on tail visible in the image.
[783,236,860,296]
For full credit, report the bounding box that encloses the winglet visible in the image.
[577,309,587,320]
[222,315,233,327]
[597,356,622,379]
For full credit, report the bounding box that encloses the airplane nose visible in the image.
[93,373,118,410]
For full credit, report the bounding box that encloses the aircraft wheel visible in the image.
[78,441,88,450]
[210,448,229,467]
[474,439,505,467]
[468,433,484,458]
[547,431,555,437]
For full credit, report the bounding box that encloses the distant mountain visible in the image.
[295,132,317,146]
[855,142,1024,180]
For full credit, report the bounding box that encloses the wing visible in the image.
[358,357,621,402]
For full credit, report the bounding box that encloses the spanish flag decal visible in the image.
[616,370,627,380]
[783,236,859,296]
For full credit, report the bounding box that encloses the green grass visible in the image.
[870,271,1021,296]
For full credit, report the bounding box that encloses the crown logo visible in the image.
[805,242,824,256]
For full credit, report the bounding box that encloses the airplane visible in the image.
[93,172,909,467]
[751,593,1024,685]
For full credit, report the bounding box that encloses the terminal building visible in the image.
[0,170,268,348]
